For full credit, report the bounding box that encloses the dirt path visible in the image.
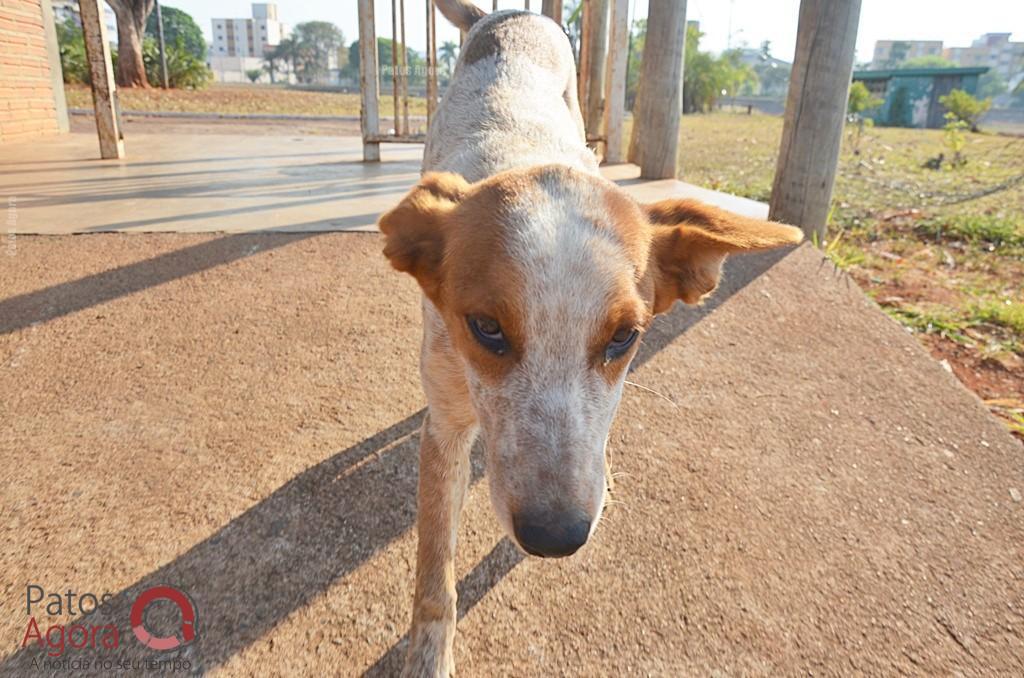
[1,234,1021,675]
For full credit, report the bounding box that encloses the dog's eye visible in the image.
[467,315,508,355]
[605,327,639,362]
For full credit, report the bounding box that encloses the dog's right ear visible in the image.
[379,172,471,302]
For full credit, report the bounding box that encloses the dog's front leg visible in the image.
[403,414,474,678]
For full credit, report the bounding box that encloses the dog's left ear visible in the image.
[379,172,471,302]
[645,198,803,313]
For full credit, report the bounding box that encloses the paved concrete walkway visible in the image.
[0,133,768,234]
[1,232,1021,676]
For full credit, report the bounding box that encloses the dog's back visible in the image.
[424,3,597,180]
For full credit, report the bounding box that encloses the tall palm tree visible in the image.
[439,41,458,81]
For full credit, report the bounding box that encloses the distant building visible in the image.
[852,67,988,128]
[945,33,1024,81]
[209,3,289,83]
[871,40,944,68]
[211,3,286,59]
[733,48,791,97]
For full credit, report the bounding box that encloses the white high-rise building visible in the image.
[209,3,289,83]
[211,3,287,59]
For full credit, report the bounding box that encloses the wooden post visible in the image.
[628,0,686,178]
[154,0,169,88]
[769,0,861,239]
[602,0,629,163]
[426,0,438,126]
[391,0,400,134]
[582,0,608,141]
[400,0,409,134]
[357,0,381,161]
[78,0,123,159]
[541,0,562,24]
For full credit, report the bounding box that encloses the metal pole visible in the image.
[155,0,169,88]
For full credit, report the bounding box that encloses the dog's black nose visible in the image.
[512,511,591,558]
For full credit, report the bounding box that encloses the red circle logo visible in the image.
[129,585,198,651]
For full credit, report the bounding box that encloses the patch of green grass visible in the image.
[972,300,1024,334]
[882,306,974,345]
[916,214,1024,251]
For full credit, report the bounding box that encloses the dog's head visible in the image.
[380,166,802,557]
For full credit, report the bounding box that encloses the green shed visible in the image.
[851,67,988,128]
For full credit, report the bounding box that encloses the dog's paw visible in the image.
[401,621,455,678]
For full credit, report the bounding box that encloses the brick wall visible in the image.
[0,0,63,142]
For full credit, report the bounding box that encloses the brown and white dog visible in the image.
[378,2,803,675]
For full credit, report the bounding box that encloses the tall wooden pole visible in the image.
[628,0,686,178]
[581,0,608,141]
[391,0,400,134]
[78,0,124,159]
[357,0,381,161]
[541,0,562,24]
[154,0,169,88]
[602,0,628,163]
[769,0,861,239]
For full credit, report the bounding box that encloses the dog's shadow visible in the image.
[2,411,434,676]
[0,249,791,676]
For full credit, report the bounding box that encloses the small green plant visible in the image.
[884,307,973,345]
[847,81,883,116]
[246,69,263,83]
[973,300,1024,335]
[846,82,882,154]
[942,112,970,167]
[916,214,1024,251]
[141,36,212,89]
[938,88,991,131]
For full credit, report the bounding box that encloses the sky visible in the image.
[171,0,1024,65]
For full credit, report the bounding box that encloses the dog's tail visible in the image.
[435,0,487,32]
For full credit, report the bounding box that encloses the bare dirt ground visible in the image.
[1,232,1022,676]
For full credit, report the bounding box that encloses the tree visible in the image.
[345,38,426,87]
[291,21,345,83]
[268,38,301,82]
[142,35,211,88]
[145,5,205,60]
[847,81,882,114]
[680,24,758,112]
[106,0,155,87]
[898,55,955,69]
[246,68,263,83]
[939,88,991,131]
[978,70,1008,98]
[439,41,458,81]
[56,16,89,84]
[625,19,646,109]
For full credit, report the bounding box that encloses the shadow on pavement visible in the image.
[0,242,796,675]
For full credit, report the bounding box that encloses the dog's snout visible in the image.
[512,510,591,558]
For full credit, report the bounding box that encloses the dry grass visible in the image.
[65,83,428,118]
[673,111,1023,437]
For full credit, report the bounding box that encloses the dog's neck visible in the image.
[422,11,598,182]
